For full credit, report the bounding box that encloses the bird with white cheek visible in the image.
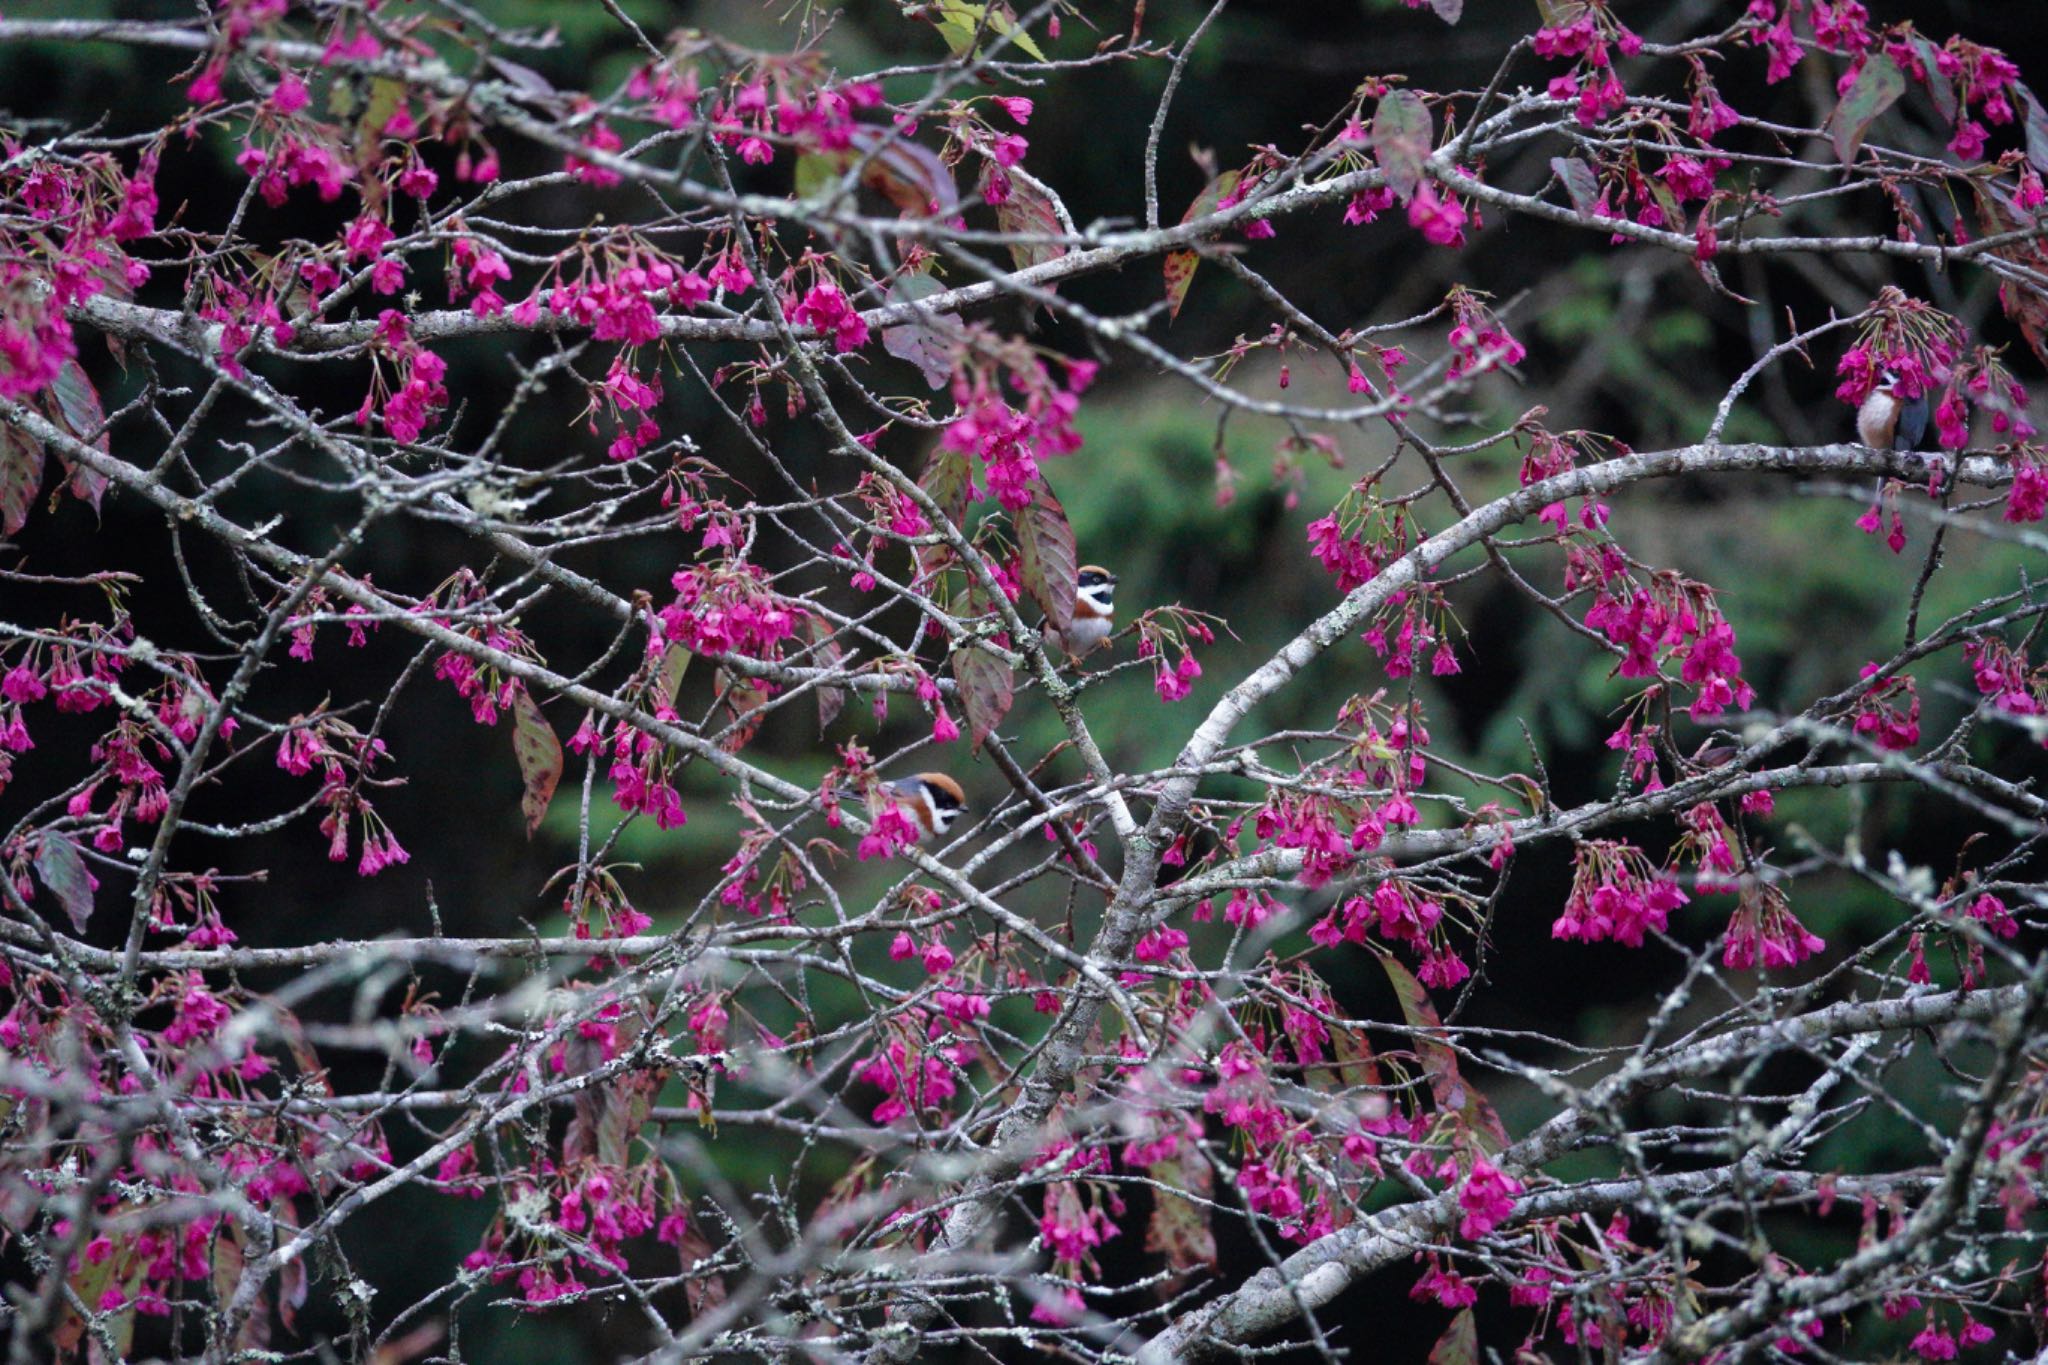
[874,771,969,844]
[1857,367,1930,451]
[1040,565,1117,666]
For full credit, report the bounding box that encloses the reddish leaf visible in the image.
[1550,155,1600,217]
[1164,168,1241,321]
[1830,52,1904,165]
[800,124,961,219]
[989,168,1068,273]
[34,831,93,934]
[1143,1152,1218,1274]
[797,614,847,733]
[919,447,973,530]
[1911,34,1957,125]
[44,359,108,515]
[917,448,975,582]
[881,269,961,390]
[211,1230,245,1326]
[597,1070,659,1168]
[1372,90,1433,203]
[1379,952,1508,1152]
[0,426,42,537]
[950,643,1012,751]
[1429,1309,1478,1365]
[279,1256,308,1330]
[509,688,562,838]
[678,1223,727,1317]
[369,1323,448,1365]
[486,54,557,96]
[1314,1017,1383,1094]
[1973,184,2048,371]
[2019,83,2048,175]
[716,667,772,754]
[1016,478,1078,632]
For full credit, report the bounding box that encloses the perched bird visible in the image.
[1041,565,1118,665]
[875,771,968,843]
[1857,367,1929,451]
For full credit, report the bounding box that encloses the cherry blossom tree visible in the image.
[2,2,2047,1361]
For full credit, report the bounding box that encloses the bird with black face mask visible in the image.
[1857,367,1930,451]
[1040,565,1117,665]
[873,771,968,845]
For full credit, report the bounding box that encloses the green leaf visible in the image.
[0,425,43,537]
[1550,155,1601,217]
[1016,477,1078,633]
[1164,168,1240,322]
[950,643,1013,751]
[1533,0,1589,24]
[1372,90,1433,203]
[1425,0,1462,22]
[793,150,840,200]
[657,643,693,709]
[881,270,960,390]
[1428,1309,1478,1365]
[931,1,1047,62]
[1379,951,1508,1152]
[509,688,562,839]
[34,831,93,934]
[1830,53,1904,165]
[355,76,407,162]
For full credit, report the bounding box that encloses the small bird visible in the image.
[876,771,968,843]
[1857,367,1929,451]
[1041,565,1117,665]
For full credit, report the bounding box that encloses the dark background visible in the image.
[3,0,2046,1358]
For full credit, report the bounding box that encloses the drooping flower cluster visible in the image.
[1723,880,1826,971]
[0,146,155,402]
[786,276,872,354]
[1575,562,1756,723]
[1134,607,1215,702]
[1551,839,1689,947]
[1965,637,2044,729]
[1029,1146,1124,1323]
[1849,663,1921,751]
[1532,0,1642,126]
[628,46,884,164]
[938,340,1095,511]
[356,310,449,445]
[854,1011,976,1127]
[1307,483,1411,593]
[657,563,806,661]
[463,1148,688,1307]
